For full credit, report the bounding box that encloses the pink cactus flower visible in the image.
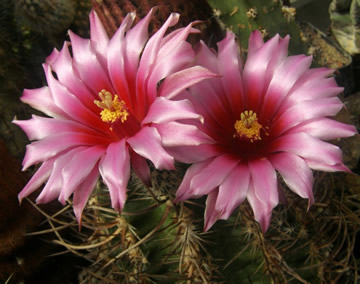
[174,31,357,232]
[14,9,216,223]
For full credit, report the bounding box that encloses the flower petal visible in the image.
[18,159,54,202]
[204,188,221,231]
[13,115,103,141]
[272,97,344,135]
[124,8,154,86]
[73,166,100,225]
[89,10,109,67]
[190,154,239,196]
[135,12,180,118]
[165,144,219,164]
[127,126,174,170]
[248,158,279,211]
[270,152,314,206]
[288,117,357,140]
[22,132,110,170]
[261,55,312,120]
[187,82,235,140]
[107,12,136,106]
[43,64,110,131]
[305,159,351,173]
[21,87,68,119]
[130,150,151,186]
[247,180,272,232]
[215,163,250,219]
[58,146,105,203]
[154,121,213,147]
[36,147,84,204]
[159,66,219,99]
[69,30,114,94]
[269,132,344,167]
[99,139,130,211]
[148,26,198,100]
[142,97,203,125]
[175,159,212,201]
[217,32,244,115]
[243,33,284,110]
[247,30,264,54]
[49,43,99,113]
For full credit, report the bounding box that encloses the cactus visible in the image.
[27,167,360,283]
[207,0,306,54]
[329,0,360,54]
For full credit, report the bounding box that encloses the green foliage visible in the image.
[207,0,305,54]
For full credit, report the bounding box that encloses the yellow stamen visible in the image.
[94,89,129,123]
[234,110,262,142]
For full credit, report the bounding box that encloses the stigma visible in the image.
[94,90,129,124]
[234,110,262,142]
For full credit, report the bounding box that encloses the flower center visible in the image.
[234,110,262,142]
[94,89,129,124]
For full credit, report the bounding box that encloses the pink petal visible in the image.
[58,146,105,203]
[142,97,203,124]
[270,152,314,206]
[279,79,343,113]
[243,33,283,111]
[248,158,279,211]
[43,64,110,131]
[154,121,213,147]
[272,97,344,135]
[22,132,110,170]
[68,31,114,94]
[262,35,290,94]
[13,115,103,141]
[107,12,136,106]
[130,151,151,186]
[160,22,199,55]
[36,147,84,204]
[260,55,312,120]
[73,166,100,225]
[159,66,219,99]
[288,117,357,140]
[147,21,201,100]
[89,10,110,67]
[187,82,235,139]
[204,188,221,231]
[215,163,250,219]
[288,67,336,93]
[49,43,99,113]
[247,180,272,232]
[21,87,68,119]
[194,40,219,74]
[127,126,174,170]
[135,12,180,118]
[45,47,60,65]
[190,154,239,196]
[148,41,194,99]
[137,12,180,78]
[269,132,344,167]
[99,139,130,211]
[124,8,154,87]
[165,143,219,164]
[247,30,264,54]
[18,158,54,202]
[305,159,351,173]
[175,159,212,201]
[217,32,244,115]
